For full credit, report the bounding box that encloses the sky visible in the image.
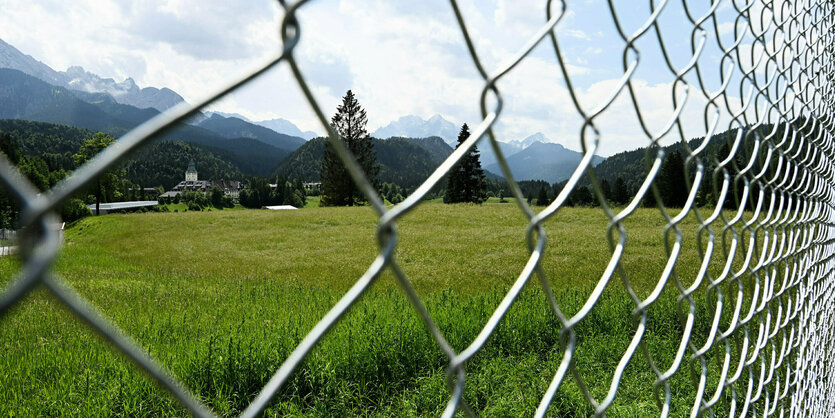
[0,0,796,156]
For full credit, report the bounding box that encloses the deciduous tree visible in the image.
[72,132,125,215]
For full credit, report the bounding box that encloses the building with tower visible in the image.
[159,159,242,200]
[185,159,198,182]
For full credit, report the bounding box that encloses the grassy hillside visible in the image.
[0,204,764,416]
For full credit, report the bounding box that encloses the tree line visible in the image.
[518,121,808,210]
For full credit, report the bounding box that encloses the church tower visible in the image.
[185,159,198,181]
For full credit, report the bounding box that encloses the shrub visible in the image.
[59,198,91,223]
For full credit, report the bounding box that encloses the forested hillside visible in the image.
[123,142,243,189]
[276,136,458,191]
[0,119,243,190]
[576,127,742,194]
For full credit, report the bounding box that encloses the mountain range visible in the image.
[207,112,319,140]
[0,37,608,186]
[0,39,184,112]
[0,38,316,141]
[373,114,460,145]
[486,140,604,184]
[373,118,601,183]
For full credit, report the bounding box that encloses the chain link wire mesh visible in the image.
[1,0,834,416]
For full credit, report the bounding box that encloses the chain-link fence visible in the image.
[1,0,834,416]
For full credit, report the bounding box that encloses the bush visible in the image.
[59,198,91,223]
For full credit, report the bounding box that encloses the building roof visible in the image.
[265,205,298,210]
[87,201,159,211]
[186,159,197,173]
[172,180,212,191]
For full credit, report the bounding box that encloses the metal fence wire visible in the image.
[1,0,834,416]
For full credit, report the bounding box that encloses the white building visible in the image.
[160,159,243,200]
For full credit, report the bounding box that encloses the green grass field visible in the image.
[0,203,768,416]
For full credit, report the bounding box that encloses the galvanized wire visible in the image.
[1,0,834,416]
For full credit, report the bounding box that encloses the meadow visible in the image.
[0,203,766,416]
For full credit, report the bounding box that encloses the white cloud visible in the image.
[0,0,786,154]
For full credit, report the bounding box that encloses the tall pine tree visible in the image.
[444,123,487,204]
[658,150,688,207]
[320,90,379,206]
[613,176,628,205]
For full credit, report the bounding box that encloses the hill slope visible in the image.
[275,136,457,190]
[0,119,244,189]
[198,114,306,151]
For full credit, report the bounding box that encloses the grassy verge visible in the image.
[0,204,777,416]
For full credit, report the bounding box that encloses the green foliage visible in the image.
[600,179,612,202]
[444,124,487,204]
[613,177,628,205]
[276,135,458,199]
[239,177,306,209]
[59,198,92,223]
[320,90,380,206]
[179,190,210,210]
[73,133,128,213]
[210,187,224,209]
[0,130,87,226]
[536,186,550,206]
[656,150,688,207]
[0,132,21,164]
[381,182,405,204]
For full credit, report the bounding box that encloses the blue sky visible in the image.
[0,0,790,155]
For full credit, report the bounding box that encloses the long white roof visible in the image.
[87,201,159,211]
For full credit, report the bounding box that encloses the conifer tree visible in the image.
[320,90,379,206]
[613,176,628,205]
[658,150,687,207]
[536,186,549,206]
[444,123,486,204]
[600,179,612,202]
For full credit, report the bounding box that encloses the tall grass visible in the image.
[0,204,773,416]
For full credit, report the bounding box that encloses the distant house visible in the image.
[214,180,243,200]
[303,182,321,191]
[161,160,243,200]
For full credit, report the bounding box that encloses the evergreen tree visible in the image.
[600,179,612,202]
[444,124,487,204]
[0,134,21,229]
[570,186,594,206]
[658,150,688,207]
[536,186,549,206]
[613,176,628,205]
[320,90,379,206]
